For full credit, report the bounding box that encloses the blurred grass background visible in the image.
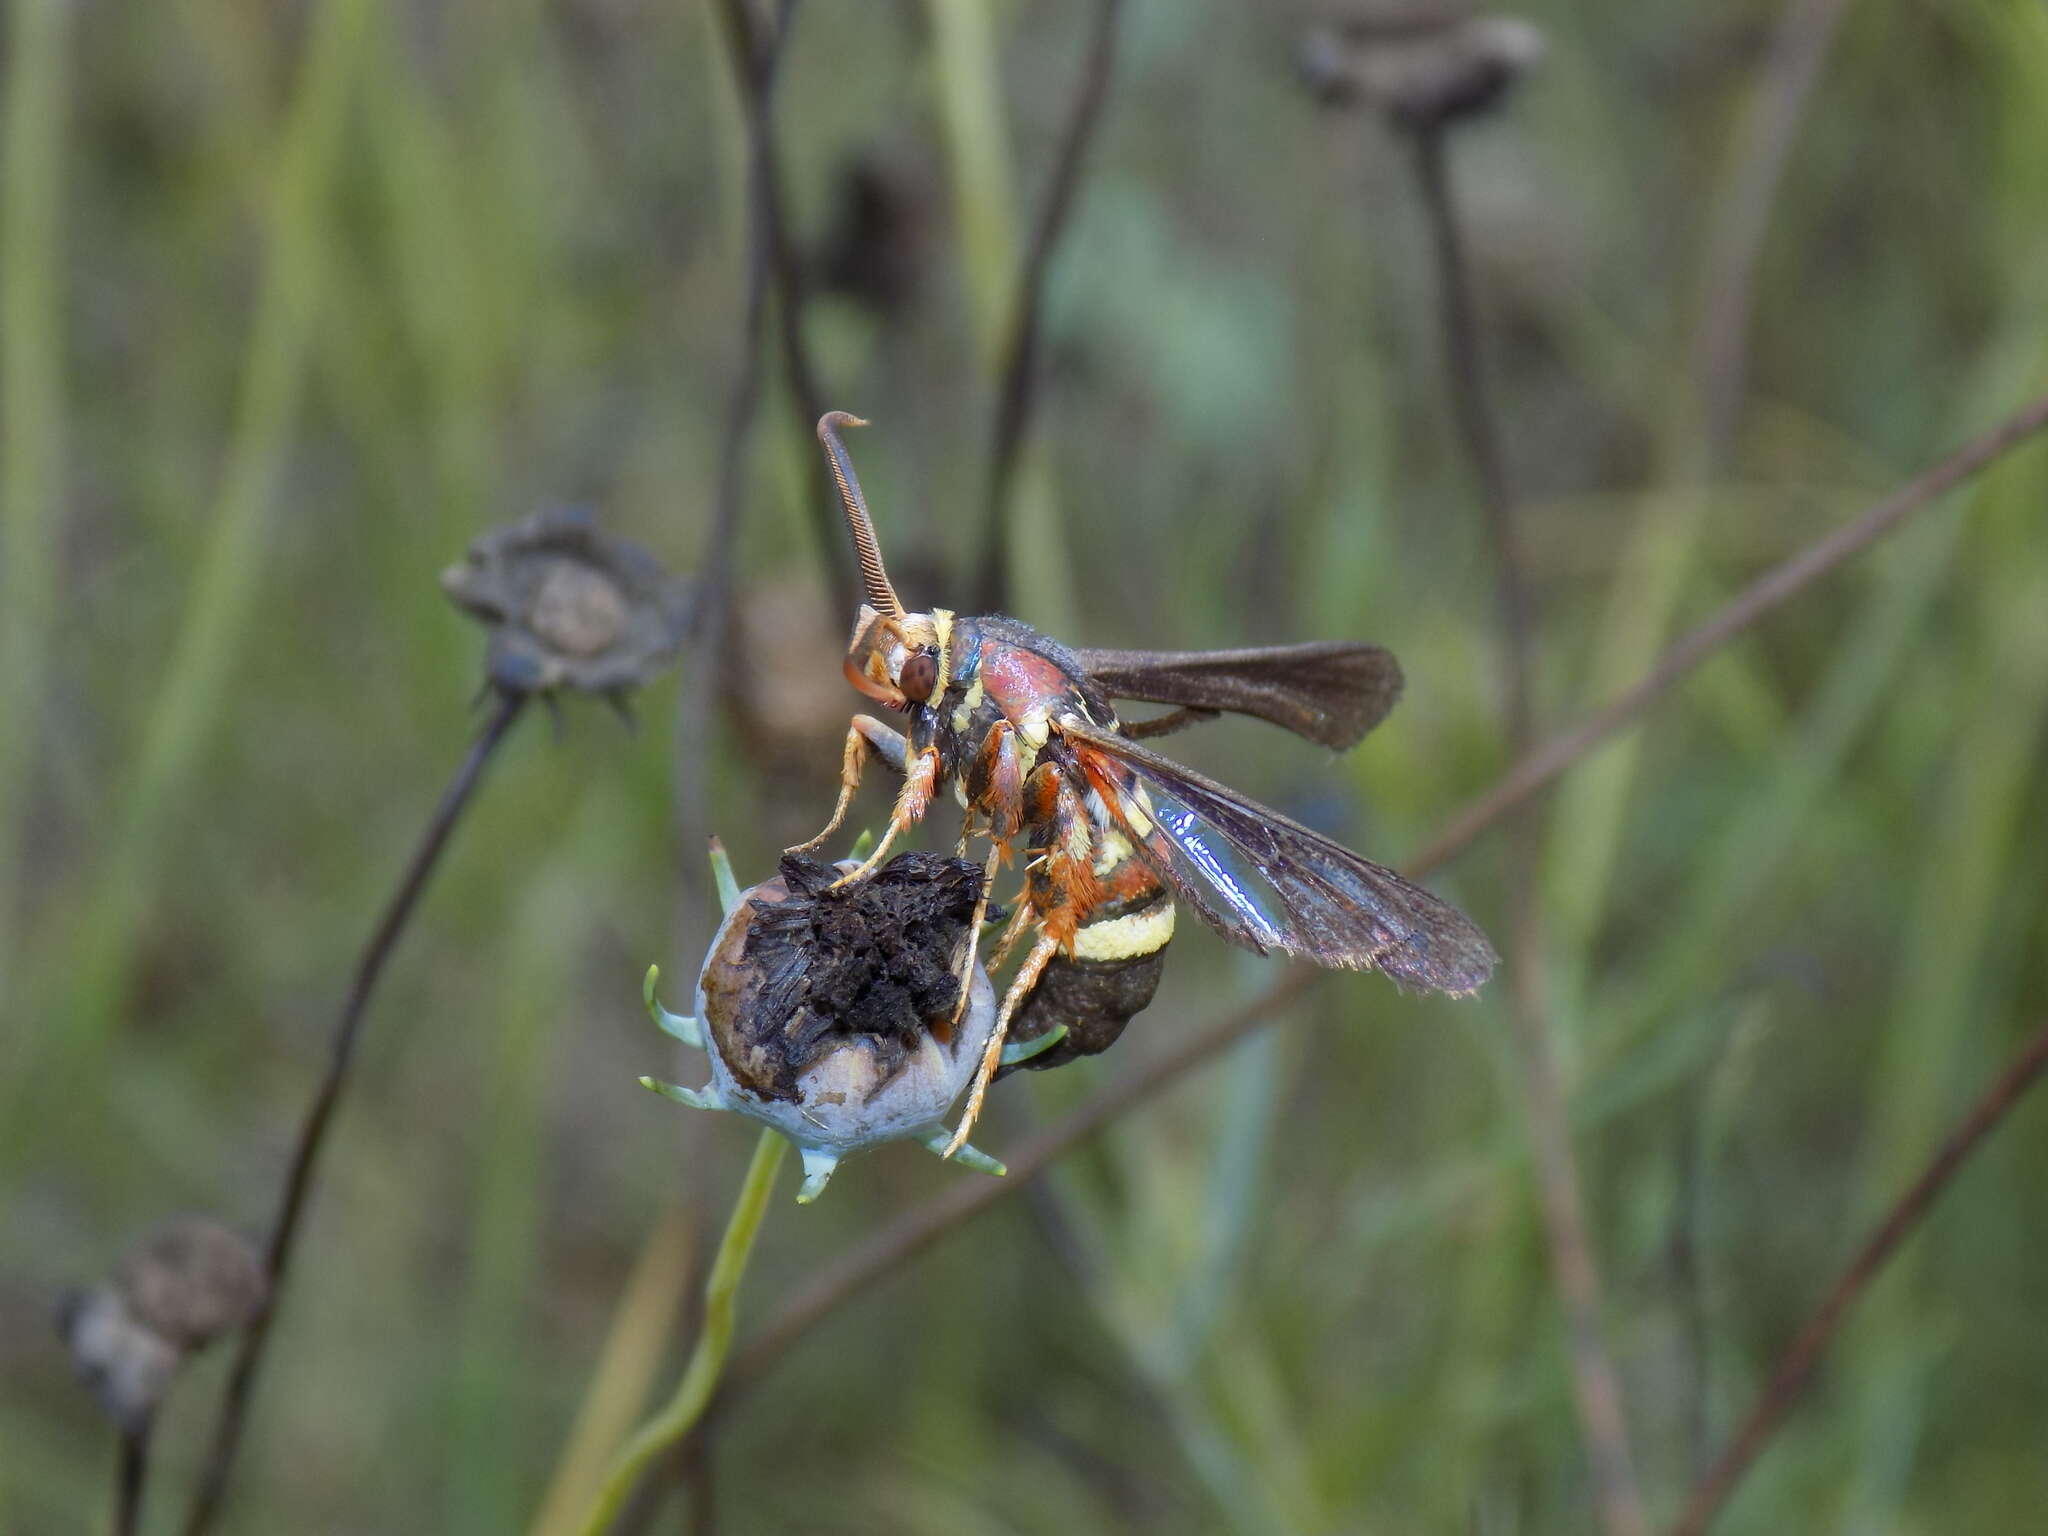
[5,1,2048,1531]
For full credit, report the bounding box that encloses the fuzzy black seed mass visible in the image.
[729,853,984,1101]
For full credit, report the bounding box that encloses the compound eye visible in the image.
[899,650,939,703]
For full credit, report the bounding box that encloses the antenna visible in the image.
[816,412,901,617]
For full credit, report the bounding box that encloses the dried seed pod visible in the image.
[440,505,690,697]
[57,1218,267,1431]
[644,852,1007,1201]
[1300,6,1544,130]
[116,1217,268,1351]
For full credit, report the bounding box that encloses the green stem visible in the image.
[0,0,71,988]
[571,1128,786,1536]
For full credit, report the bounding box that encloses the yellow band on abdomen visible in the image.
[1071,900,1176,963]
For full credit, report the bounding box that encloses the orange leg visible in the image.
[944,928,1061,1159]
[787,715,908,856]
[946,839,1005,1031]
[942,753,1103,1154]
[828,744,939,889]
[985,893,1036,975]
[944,717,1029,1026]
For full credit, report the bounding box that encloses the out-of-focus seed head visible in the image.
[57,1218,267,1430]
[116,1217,267,1350]
[695,853,996,1153]
[1300,5,1544,131]
[440,505,690,697]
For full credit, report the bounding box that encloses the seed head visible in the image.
[441,505,690,697]
[1300,5,1544,131]
[698,853,995,1151]
[57,1218,267,1430]
[643,851,1007,1200]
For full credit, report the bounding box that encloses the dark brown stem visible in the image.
[1671,1017,2048,1535]
[657,386,2048,1440]
[115,1419,151,1536]
[710,0,850,599]
[182,689,528,1536]
[681,1433,718,1536]
[973,0,1122,612]
[1410,121,1647,1536]
[659,8,793,1531]
[704,1,782,622]
[1408,388,2048,877]
[678,0,789,882]
[1503,947,1647,1536]
[1411,125,1533,750]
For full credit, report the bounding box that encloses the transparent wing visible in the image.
[1058,717,1496,996]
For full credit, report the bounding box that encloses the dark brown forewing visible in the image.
[1075,642,1404,751]
[1057,717,1496,996]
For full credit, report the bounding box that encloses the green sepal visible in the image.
[918,1126,1006,1177]
[999,1023,1067,1067]
[643,965,704,1049]
[795,1145,841,1203]
[640,1075,726,1111]
[708,840,742,916]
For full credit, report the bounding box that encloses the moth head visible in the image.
[844,604,941,710]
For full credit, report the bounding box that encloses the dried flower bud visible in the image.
[57,1218,267,1430]
[116,1217,268,1350]
[644,851,1005,1201]
[1300,6,1544,130]
[440,505,690,697]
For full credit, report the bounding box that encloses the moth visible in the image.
[794,413,1497,1153]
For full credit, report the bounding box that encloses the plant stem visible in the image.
[573,1128,787,1536]
[0,0,71,991]
[1411,126,1533,749]
[676,0,791,909]
[1409,119,1647,1536]
[1693,0,1857,462]
[1546,0,1852,978]
[1671,1016,2048,1535]
[182,688,529,1536]
[706,0,848,597]
[115,1420,151,1536]
[974,0,1122,612]
[723,972,1320,1404]
[926,0,1019,369]
[528,1205,697,1536]
[1409,387,2048,876]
